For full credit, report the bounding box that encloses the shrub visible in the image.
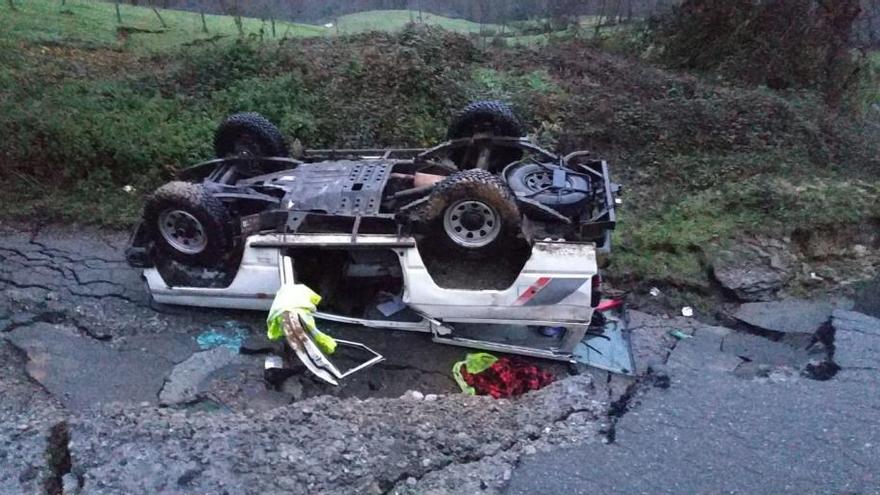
[649,0,865,107]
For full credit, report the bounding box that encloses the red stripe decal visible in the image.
[513,277,552,306]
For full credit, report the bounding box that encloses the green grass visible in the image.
[0,0,323,53]
[866,51,880,111]
[335,10,499,35]
[0,1,588,52]
[0,2,560,52]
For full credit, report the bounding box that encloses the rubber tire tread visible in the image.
[447,100,525,139]
[214,112,287,158]
[143,181,232,266]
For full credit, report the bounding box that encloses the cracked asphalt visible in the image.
[507,310,880,495]
[2,223,879,494]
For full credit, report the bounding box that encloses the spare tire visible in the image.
[143,181,234,266]
[417,169,521,257]
[447,100,525,139]
[505,163,591,217]
[214,112,287,158]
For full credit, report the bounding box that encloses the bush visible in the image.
[0,27,477,189]
[649,0,865,107]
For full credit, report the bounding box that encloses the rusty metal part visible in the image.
[282,311,339,386]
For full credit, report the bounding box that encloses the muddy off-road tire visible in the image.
[418,169,522,257]
[447,100,525,139]
[447,101,525,172]
[214,112,287,158]
[143,181,234,266]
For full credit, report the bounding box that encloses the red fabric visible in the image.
[460,357,554,399]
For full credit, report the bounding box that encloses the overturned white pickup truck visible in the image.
[126,101,633,374]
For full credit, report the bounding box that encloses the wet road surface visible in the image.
[507,311,880,495]
[2,224,878,494]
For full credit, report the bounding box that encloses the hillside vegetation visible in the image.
[1,0,878,296]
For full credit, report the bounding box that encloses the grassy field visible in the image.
[0,0,324,52]
[335,10,498,35]
[858,51,880,112]
[0,1,586,52]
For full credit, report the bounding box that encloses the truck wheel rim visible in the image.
[158,209,208,255]
[525,170,553,191]
[443,200,501,248]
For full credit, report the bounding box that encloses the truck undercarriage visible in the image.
[127,103,633,378]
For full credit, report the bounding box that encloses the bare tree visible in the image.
[115,0,122,23]
[151,2,167,28]
[7,0,17,10]
[595,0,608,35]
[216,0,243,35]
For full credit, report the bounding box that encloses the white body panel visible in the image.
[146,237,281,311]
[145,234,597,324]
[401,242,596,324]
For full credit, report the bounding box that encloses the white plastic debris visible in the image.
[122,185,135,193]
[264,355,283,370]
[376,295,406,317]
[324,23,334,28]
[649,287,661,297]
[810,272,824,281]
[681,306,694,317]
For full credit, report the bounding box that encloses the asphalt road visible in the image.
[507,310,880,495]
[2,224,878,494]
[0,224,620,494]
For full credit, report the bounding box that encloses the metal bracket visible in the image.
[278,254,385,386]
[281,311,385,386]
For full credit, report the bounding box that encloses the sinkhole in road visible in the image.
[178,319,575,411]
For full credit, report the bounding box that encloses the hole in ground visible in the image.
[273,324,576,402]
